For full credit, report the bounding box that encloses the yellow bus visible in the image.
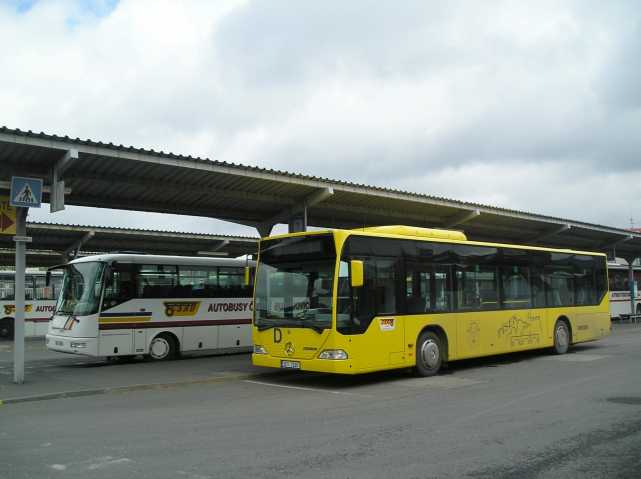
[252,226,611,376]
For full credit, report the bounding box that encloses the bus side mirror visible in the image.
[46,271,51,286]
[350,260,364,288]
[244,267,251,286]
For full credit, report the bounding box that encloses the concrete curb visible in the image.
[0,372,258,405]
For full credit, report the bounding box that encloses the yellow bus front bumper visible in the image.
[252,353,357,374]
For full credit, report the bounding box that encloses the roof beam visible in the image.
[443,209,480,228]
[63,230,94,260]
[257,187,334,237]
[309,203,443,226]
[599,234,634,251]
[50,150,77,213]
[210,239,229,252]
[531,224,571,243]
[55,149,79,176]
[66,173,291,206]
[27,222,257,243]
[0,181,71,194]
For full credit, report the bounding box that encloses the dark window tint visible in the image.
[0,274,15,300]
[338,254,401,333]
[138,264,178,298]
[102,263,137,309]
[456,266,498,310]
[609,269,629,292]
[546,253,575,307]
[574,256,596,305]
[501,265,532,309]
[405,263,453,314]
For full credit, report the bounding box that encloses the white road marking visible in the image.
[243,379,370,397]
[49,464,67,471]
[540,354,609,362]
[41,442,52,447]
[177,471,213,479]
[391,376,484,389]
[87,457,132,470]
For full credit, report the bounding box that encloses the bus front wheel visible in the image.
[553,320,570,355]
[415,331,442,377]
[148,333,177,361]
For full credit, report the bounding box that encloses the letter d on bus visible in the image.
[273,328,282,344]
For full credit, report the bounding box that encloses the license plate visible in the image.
[280,360,300,369]
[55,340,63,346]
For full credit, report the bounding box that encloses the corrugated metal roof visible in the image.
[0,221,258,266]
[2,125,641,260]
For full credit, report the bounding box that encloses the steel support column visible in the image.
[13,208,29,384]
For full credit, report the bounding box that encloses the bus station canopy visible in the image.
[0,222,258,267]
[2,126,641,261]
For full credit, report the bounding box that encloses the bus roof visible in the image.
[262,226,607,257]
[67,253,255,267]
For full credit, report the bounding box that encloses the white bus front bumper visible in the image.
[46,333,98,357]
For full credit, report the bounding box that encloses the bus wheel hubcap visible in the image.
[556,326,568,349]
[151,338,169,358]
[421,339,439,368]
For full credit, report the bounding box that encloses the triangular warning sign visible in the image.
[14,183,35,204]
[0,212,14,231]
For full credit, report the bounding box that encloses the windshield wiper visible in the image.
[256,317,325,334]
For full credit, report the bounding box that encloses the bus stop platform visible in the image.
[0,338,263,404]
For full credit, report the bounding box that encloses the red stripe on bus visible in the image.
[99,318,252,330]
[26,317,51,322]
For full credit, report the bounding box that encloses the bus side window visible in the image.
[218,267,245,298]
[405,263,432,314]
[0,274,15,300]
[102,264,137,309]
[500,266,532,309]
[138,264,177,298]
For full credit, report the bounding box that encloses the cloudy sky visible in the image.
[1,0,640,236]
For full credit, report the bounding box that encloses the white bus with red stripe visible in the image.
[608,258,641,319]
[0,270,63,339]
[46,254,255,360]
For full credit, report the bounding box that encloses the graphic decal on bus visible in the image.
[497,313,541,346]
[207,301,253,313]
[4,304,33,315]
[164,301,201,317]
[379,318,395,331]
[99,312,153,325]
[467,321,481,349]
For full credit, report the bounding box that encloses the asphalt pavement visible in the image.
[1,323,640,479]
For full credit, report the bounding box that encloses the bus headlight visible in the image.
[253,344,267,354]
[318,349,348,360]
[70,342,87,349]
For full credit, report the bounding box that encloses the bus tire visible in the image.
[553,319,570,355]
[415,330,443,377]
[148,333,177,361]
[0,318,14,340]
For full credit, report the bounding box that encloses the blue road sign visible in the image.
[10,176,43,208]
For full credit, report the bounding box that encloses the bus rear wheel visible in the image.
[553,320,570,355]
[415,331,442,377]
[148,333,177,361]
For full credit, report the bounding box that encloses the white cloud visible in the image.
[2,0,641,234]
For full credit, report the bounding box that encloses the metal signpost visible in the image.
[9,176,42,384]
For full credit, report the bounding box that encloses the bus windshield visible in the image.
[56,262,106,316]
[254,235,336,333]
